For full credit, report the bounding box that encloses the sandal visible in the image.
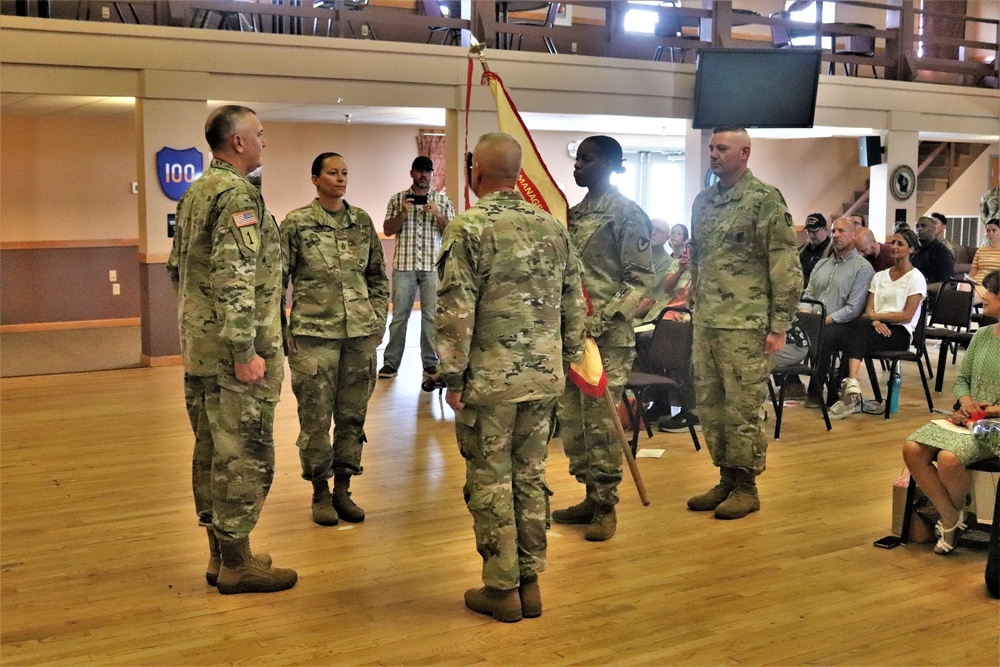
[933,510,967,555]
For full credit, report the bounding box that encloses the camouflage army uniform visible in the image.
[436,190,586,590]
[689,169,802,474]
[982,187,1000,226]
[166,158,284,540]
[281,199,389,481]
[560,187,655,507]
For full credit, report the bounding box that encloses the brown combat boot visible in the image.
[687,467,736,511]
[519,575,542,618]
[714,470,760,520]
[206,528,270,585]
[311,480,339,526]
[216,537,297,595]
[552,485,597,525]
[332,474,365,523]
[584,505,617,541]
[464,586,522,623]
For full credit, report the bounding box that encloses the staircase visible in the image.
[841,141,991,222]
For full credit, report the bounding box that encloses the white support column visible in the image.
[869,112,921,241]
[684,125,711,228]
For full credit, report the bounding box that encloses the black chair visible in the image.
[423,0,462,46]
[925,279,976,390]
[935,314,999,392]
[503,2,559,54]
[622,307,700,455]
[900,456,1000,549]
[768,300,831,439]
[864,299,934,419]
[652,4,698,64]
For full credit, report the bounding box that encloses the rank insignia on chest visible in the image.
[337,239,350,254]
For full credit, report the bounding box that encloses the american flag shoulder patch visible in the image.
[232,210,258,227]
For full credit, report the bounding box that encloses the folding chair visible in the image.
[768,299,831,439]
[622,307,700,455]
[864,299,934,419]
[925,279,976,391]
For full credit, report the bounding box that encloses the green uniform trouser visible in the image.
[692,327,771,475]
[558,346,634,507]
[456,399,555,591]
[185,375,276,539]
[289,335,378,481]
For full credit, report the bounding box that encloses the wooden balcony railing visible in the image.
[7,0,998,89]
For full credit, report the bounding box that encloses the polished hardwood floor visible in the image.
[2,341,998,665]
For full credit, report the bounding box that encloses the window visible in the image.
[611,150,687,228]
[787,0,835,49]
[623,1,661,34]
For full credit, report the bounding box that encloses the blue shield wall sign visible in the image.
[157,147,204,201]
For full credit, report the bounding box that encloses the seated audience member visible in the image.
[799,213,832,286]
[902,269,1000,555]
[854,227,894,272]
[968,218,1000,304]
[632,218,686,322]
[911,216,955,294]
[829,229,927,420]
[800,217,875,406]
[848,213,867,229]
[929,211,956,258]
[634,220,691,324]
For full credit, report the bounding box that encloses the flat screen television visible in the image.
[692,49,822,129]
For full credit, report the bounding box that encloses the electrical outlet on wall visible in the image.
[361,24,369,37]
[112,284,121,296]
[101,6,110,19]
[109,270,117,282]
[571,42,578,53]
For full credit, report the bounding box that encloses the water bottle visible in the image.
[972,418,1000,455]
[888,372,901,414]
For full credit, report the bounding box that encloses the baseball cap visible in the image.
[412,156,434,171]
[804,213,827,231]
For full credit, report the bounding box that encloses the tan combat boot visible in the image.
[464,586,523,623]
[519,575,542,618]
[311,480,339,526]
[714,469,760,520]
[216,537,297,595]
[584,505,617,541]
[206,528,270,585]
[687,467,736,511]
[332,474,365,523]
[552,485,597,524]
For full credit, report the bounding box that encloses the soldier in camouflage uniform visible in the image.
[166,105,297,594]
[686,126,803,520]
[436,132,586,623]
[281,152,389,527]
[553,135,655,542]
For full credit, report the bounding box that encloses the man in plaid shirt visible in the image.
[380,156,455,379]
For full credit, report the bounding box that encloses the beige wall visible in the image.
[1,114,991,246]
[927,148,995,218]
[1,115,138,242]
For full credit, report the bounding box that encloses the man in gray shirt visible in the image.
[800,216,875,407]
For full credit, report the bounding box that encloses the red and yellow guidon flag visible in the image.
[481,71,568,225]
[477,67,606,398]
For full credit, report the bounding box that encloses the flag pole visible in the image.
[602,386,650,506]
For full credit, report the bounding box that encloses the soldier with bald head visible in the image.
[686,126,803,520]
[436,132,586,623]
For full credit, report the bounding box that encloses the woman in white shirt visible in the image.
[829,228,927,419]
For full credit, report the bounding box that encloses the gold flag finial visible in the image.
[469,36,490,73]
